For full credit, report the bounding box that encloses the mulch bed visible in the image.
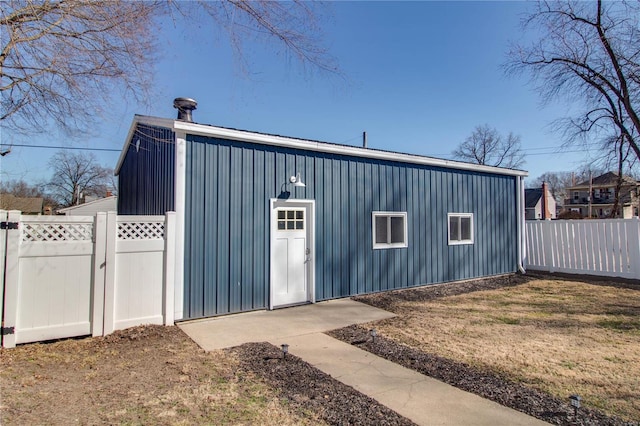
[329,273,638,426]
[228,342,416,426]
[328,325,634,426]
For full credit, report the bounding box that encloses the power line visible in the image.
[0,143,121,152]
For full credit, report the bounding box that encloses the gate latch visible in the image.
[0,221,19,230]
[1,326,15,336]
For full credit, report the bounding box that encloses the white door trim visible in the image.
[269,198,315,310]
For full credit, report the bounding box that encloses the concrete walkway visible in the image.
[179,299,548,426]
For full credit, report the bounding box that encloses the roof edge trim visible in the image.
[173,120,528,177]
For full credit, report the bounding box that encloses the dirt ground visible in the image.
[0,325,312,425]
[0,325,413,425]
[348,273,640,425]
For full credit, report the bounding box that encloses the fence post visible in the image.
[164,212,176,325]
[630,218,640,280]
[0,211,6,346]
[102,211,117,335]
[0,211,7,347]
[2,211,21,348]
[92,213,107,337]
[541,220,554,272]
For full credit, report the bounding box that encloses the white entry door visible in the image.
[270,199,315,309]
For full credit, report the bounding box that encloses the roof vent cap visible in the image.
[173,97,197,122]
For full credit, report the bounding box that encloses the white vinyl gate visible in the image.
[0,210,176,348]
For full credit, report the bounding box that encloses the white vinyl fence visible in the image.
[525,218,640,280]
[0,210,176,348]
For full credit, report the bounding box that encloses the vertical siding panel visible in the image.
[203,142,218,316]
[253,149,265,309]
[451,172,459,281]
[348,161,364,294]
[503,178,510,273]
[472,173,480,278]
[364,162,373,293]
[498,177,507,274]
[349,161,367,294]
[342,159,350,296]
[292,153,305,200]
[241,148,254,311]
[398,166,408,288]
[315,156,325,301]
[436,170,445,283]
[462,173,471,279]
[371,162,380,293]
[303,155,315,200]
[407,168,415,286]
[188,140,205,318]
[481,175,489,276]
[417,168,426,285]
[216,144,230,315]
[183,142,194,317]
[332,156,341,298]
[324,155,336,299]
[229,147,242,312]
[380,164,389,291]
[490,177,499,275]
[484,174,492,276]
[264,150,276,306]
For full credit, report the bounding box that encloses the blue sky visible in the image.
[1,1,602,186]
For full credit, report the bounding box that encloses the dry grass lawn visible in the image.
[372,278,640,422]
[0,325,323,425]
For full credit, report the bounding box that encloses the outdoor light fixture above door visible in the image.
[290,172,306,187]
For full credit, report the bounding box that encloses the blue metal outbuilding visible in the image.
[116,112,528,321]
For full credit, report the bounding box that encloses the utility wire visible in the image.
[0,143,121,152]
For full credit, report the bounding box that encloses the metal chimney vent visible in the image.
[173,97,197,122]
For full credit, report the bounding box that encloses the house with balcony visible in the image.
[564,172,640,218]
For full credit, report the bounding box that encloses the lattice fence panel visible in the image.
[118,221,165,240]
[22,222,93,242]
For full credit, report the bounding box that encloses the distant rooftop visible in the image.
[0,193,43,214]
[574,172,638,187]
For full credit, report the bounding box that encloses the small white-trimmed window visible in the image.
[448,213,474,245]
[372,212,408,249]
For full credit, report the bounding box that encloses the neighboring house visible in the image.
[564,172,640,218]
[0,193,44,215]
[115,100,528,321]
[524,183,556,220]
[57,196,117,216]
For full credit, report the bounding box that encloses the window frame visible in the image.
[372,211,408,249]
[447,213,474,246]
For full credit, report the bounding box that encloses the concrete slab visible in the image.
[178,298,395,351]
[279,333,549,426]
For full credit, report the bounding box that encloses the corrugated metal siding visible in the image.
[117,124,176,215]
[184,135,518,318]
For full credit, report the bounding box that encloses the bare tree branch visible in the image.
[46,150,114,207]
[506,0,640,166]
[452,124,525,169]
[1,0,338,135]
